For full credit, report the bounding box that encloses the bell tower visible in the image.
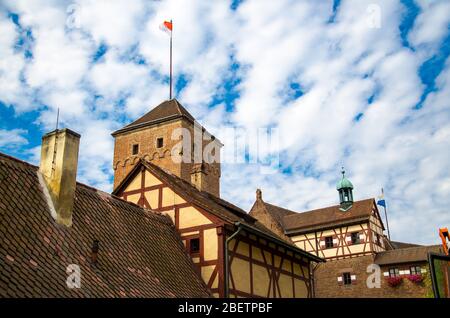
[111,99,222,197]
[336,167,354,211]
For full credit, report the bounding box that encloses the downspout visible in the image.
[312,231,320,298]
[224,223,243,298]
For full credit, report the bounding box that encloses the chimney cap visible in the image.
[42,128,81,139]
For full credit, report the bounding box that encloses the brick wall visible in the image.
[314,256,432,298]
[112,118,221,197]
[248,200,292,243]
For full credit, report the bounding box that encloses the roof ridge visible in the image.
[0,151,168,223]
[139,159,254,221]
[0,151,39,170]
[283,197,375,218]
[379,244,441,254]
[264,202,297,214]
[173,98,183,115]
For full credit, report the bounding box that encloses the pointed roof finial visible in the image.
[341,166,345,178]
[256,188,262,201]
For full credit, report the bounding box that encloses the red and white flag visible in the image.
[159,20,172,36]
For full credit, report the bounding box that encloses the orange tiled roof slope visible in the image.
[0,152,210,298]
[112,99,195,135]
[374,245,443,265]
[276,198,377,233]
[112,159,324,263]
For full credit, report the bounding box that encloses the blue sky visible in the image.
[1,0,450,244]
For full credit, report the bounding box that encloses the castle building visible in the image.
[0,99,323,299]
[249,169,442,297]
[111,99,323,298]
[0,98,442,298]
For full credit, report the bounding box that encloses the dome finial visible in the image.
[341,166,345,178]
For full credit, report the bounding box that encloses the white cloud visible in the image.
[0,0,449,245]
[0,13,30,109]
[75,0,147,48]
[0,128,28,149]
[408,0,450,54]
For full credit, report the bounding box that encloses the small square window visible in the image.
[410,266,421,275]
[189,238,200,254]
[389,268,399,277]
[132,144,139,155]
[351,232,361,244]
[157,137,164,148]
[343,272,352,285]
[325,236,334,249]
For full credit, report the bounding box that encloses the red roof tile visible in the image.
[374,245,443,265]
[0,152,210,298]
[112,99,195,136]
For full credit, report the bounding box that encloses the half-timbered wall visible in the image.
[118,167,315,298]
[116,168,224,297]
[369,214,385,253]
[228,231,312,298]
[291,223,374,260]
[290,202,386,260]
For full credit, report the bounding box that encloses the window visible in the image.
[376,233,381,245]
[157,137,164,148]
[351,232,361,244]
[325,236,334,249]
[189,238,200,254]
[132,144,139,155]
[389,268,400,277]
[410,266,421,275]
[343,272,352,285]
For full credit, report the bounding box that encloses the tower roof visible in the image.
[336,168,354,190]
[336,177,353,190]
[111,99,196,136]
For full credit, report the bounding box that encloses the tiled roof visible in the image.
[0,152,210,298]
[112,99,195,136]
[389,241,422,249]
[261,202,296,228]
[374,245,442,265]
[127,160,277,235]
[281,198,377,233]
[113,159,323,262]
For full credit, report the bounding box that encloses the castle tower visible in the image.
[111,99,222,197]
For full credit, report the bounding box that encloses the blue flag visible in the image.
[377,198,386,207]
[377,190,386,207]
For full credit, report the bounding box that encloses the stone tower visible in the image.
[112,99,222,197]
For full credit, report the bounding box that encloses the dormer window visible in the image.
[157,137,164,148]
[132,144,139,155]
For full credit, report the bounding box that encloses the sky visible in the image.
[0,0,449,245]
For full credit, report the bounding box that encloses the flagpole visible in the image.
[169,19,173,100]
[382,188,391,240]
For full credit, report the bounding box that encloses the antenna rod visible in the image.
[56,108,60,131]
[169,19,173,99]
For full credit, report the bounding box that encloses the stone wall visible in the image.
[248,200,292,243]
[112,118,221,197]
[314,256,432,298]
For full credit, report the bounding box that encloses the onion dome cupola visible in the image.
[336,167,354,211]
